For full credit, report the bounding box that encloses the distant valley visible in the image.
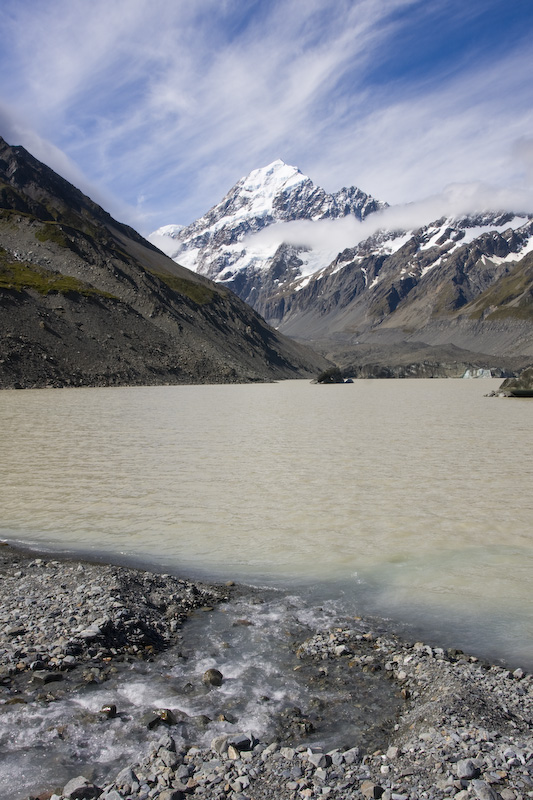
[2,137,531,391]
[152,161,533,377]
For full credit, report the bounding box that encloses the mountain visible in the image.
[149,159,385,313]
[153,165,533,376]
[270,212,533,374]
[0,138,329,389]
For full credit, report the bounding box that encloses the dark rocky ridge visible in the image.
[305,341,530,380]
[0,137,329,389]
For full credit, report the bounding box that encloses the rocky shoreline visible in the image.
[1,544,532,800]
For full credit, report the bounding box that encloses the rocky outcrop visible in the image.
[499,365,533,396]
[315,366,345,383]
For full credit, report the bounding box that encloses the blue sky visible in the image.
[1,0,533,235]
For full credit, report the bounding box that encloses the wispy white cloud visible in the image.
[512,138,533,185]
[0,0,532,235]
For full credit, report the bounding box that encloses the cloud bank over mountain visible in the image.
[248,180,533,257]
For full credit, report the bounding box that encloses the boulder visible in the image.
[499,366,533,396]
[316,367,345,384]
[202,668,223,686]
[62,776,101,799]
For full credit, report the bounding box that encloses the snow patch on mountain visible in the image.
[418,215,529,252]
[148,224,184,258]
[239,160,306,215]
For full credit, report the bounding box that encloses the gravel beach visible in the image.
[1,543,532,800]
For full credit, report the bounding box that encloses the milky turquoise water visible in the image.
[1,378,532,666]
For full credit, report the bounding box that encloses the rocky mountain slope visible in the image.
[272,213,533,373]
[0,137,329,389]
[153,166,533,376]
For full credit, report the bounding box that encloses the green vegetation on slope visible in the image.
[0,248,115,298]
[34,221,70,248]
[149,269,216,305]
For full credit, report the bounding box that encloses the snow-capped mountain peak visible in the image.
[239,159,306,209]
[147,223,184,257]
[148,160,385,284]
[147,165,533,363]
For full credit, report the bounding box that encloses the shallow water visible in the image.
[1,591,399,800]
[0,378,532,666]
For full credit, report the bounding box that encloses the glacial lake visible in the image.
[1,378,532,669]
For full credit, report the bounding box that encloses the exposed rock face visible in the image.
[271,214,533,365]
[0,138,329,388]
[499,366,533,396]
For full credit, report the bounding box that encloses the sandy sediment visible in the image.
[1,544,532,800]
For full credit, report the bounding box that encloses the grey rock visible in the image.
[500,791,516,800]
[499,367,533,397]
[62,775,102,799]
[202,668,223,686]
[159,747,179,768]
[280,747,296,760]
[156,732,177,753]
[176,763,192,778]
[307,751,331,768]
[261,742,279,758]
[211,735,229,755]
[456,758,479,779]
[114,766,138,787]
[229,733,254,751]
[157,790,185,800]
[31,669,63,684]
[471,779,501,800]
[360,780,385,799]
[343,747,361,765]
